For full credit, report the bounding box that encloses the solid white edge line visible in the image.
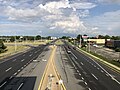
[21,59,25,62]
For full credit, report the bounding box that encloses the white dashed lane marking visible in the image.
[91,73,98,80]
[12,59,17,62]
[21,59,25,62]
[81,77,84,80]
[5,67,12,72]
[81,62,84,65]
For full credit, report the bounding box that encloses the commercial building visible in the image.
[88,39,105,45]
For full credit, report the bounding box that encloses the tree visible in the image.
[36,35,41,40]
[111,36,120,40]
[61,36,67,39]
[76,34,83,42]
[98,35,104,39]
[104,35,111,39]
[77,34,81,40]
[0,40,7,53]
[47,36,51,40]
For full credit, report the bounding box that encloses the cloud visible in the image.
[70,2,96,10]
[53,13,87,33]
[0,0,98,36]
[97,0,120,4]
[84,10,120,35]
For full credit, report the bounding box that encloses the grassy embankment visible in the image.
[55,40,64,45]
[0,40,52,59]
[69,41,120,68]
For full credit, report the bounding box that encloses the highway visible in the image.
[0,44,47,89]
[0,40,120,90]
[61,41,120,90]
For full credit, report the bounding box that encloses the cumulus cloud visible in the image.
[53,13,87,33]
[0,0,97,36]
[70,2,96,10]
[97,0,120,4]
[84,10,120,35]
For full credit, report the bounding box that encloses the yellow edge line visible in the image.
[52,46,66,90]
[38,46,54,90]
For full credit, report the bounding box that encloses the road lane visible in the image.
[64,41,120,90]
[0,45,47,89]
[55,46,87,90]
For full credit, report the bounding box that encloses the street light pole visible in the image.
[41,33,42,42]
[39,31,42,42]
[88,37,90,52]
[80,36,81,48]
[119,52,120,62]
[34,36,36,43]
[15,35,17,51]
[74,38,75,45]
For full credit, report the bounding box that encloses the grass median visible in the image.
[55,40,64,45]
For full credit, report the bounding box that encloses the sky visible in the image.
[0,0,120,37]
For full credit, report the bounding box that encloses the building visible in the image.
[88,39,105,45]
[105,40,120,48]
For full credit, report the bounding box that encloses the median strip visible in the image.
[38,45,66,90]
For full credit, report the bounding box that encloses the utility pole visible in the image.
[15,35,17,51]
[80,36,81,48]
[88,37,90,52]
[119,52,120,62]
[34,36,36,43]
[39,31,42,42]
[74,38,75,45]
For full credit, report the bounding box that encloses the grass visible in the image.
[4,40,52,46]
[0,40,52,59]
[0,45,29,58]
[68,41,120,68]
[55,40,64,45]
[81,46,120,68]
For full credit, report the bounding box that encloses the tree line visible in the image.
[61,35,120,40]
[0,35,52,42]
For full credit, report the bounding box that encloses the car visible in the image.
[93,44,98,47]
[73,47,76,50]
[67,50,71,54]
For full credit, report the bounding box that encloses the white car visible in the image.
[93,44,98,47]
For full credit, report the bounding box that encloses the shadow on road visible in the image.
[0,76,36,90]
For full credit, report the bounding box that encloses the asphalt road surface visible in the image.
[0,39,120,90]
[62,41,120,90]
[0,44,47,89]
[3,45,52,90]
